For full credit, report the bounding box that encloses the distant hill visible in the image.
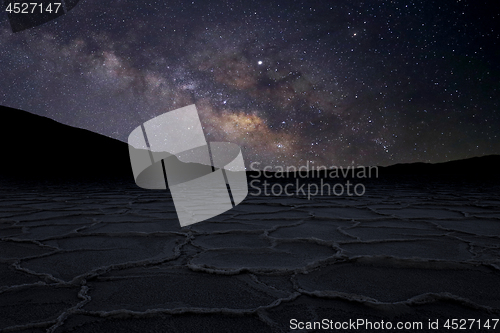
[0,106,498,182]
[244,158,500,180]
[0,105,131,181]
[379,155,500,177]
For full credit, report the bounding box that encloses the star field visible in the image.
[0,0,498,168]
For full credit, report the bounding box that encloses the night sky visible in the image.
[0,0,498,168]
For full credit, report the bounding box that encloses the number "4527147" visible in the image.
[5,3,62,14]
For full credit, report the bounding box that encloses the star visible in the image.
[0,0,497,168]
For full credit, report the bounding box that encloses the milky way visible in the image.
[0,0,498,168]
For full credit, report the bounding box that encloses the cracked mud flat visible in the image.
[1,176,500,332]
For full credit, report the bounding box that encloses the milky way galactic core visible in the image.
[0,0,498,168]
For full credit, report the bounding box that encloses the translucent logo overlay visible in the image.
[128,104,248,227]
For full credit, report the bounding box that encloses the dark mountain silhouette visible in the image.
[379,155,500,177]
[0,105,131,181]
[1,105,499,182]
[246,154,500,180]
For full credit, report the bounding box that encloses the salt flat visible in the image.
[0,176,499,332]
